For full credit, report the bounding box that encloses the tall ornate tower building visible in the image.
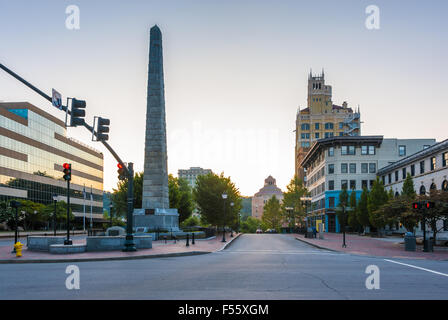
[295,70,361,181]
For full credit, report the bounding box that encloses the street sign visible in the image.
[52,89,62,110]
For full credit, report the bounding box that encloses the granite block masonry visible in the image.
[134,25,180,231]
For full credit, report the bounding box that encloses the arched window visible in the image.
[430,183,437,191]
[395,191,399,198]
[419,185,426,195]
[442,180,448,191]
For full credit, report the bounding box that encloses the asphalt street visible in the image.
[0,234,447,299]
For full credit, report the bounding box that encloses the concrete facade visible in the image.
[301,136,436,232]
[378,139,448,238]
[252,176,283,220]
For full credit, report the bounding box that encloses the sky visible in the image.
[1,0,447,196]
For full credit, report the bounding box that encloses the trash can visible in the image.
[404,232,416,252]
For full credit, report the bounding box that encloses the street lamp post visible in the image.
[10,200,21,253]
[222,192,227,242]
[109,203,113,227]
[230,202,234,237]
[286,207,293,233]
[52,195,58,236]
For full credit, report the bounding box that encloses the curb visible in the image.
[0,251,212,264]
[0,234,242,264]
[295,237,339,253]
[216,233,242,252]
[295,237,448,261]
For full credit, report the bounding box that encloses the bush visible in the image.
[181,215,201,228]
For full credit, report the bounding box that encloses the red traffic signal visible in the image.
[63,163,71,181]
[117,163,126,180]
[426,201,435,209]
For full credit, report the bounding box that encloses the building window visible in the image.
[431,156,436,171]
[329,180,334,190]
[328,197,335,208]
[430,183,437,192]
[325,132,334,138]
[341,145,355,155]
[443,152,448,167]
[381,176,385,184]
[369,180,374,189]
[362,180,368,189]
[411,164,415,177]
[420,161,425,174]
[442,180,448,191]
[301,142,310,147]
[388,173,391,184]
[399,145,406,156]
[369,163,376,173]
[350,180,356,190]
[349,163,356,173]
[315,133,320,139]
[315,123,320,130]
[339,132,344,136]
[402,168,406,180]
[369,146,375,155]
[419,185,426,195]
[341,163,348,173]
[339,122,344,129]
[341,180,348,189]
[395,170,399,182]
[325,122,334,130]
[361,163,368,173]
[328,147,334,157]
[361,146,368,155]
[328,164,334,174]
[301,123,310,130]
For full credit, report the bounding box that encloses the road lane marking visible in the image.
[384,259,448,277]
[215,250,338,255]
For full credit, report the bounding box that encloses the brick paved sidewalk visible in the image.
[292,233,448,261]
[0,232,240,263]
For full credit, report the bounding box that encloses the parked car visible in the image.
[256,229,263,234]
[265,229,277,234]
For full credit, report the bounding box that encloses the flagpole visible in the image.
[90,185,93,229]
[83,184,86,232]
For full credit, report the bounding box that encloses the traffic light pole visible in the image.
[65,179,72,245]
[123,163,136,251]
[0,63,135,250]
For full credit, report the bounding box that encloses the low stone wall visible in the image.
[49,244,86,254]
[157,231,205,240]
[86,235,152,251]
[27,236,66,251]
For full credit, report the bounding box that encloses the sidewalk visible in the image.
[293,233,448,261]
[0,232,241,264]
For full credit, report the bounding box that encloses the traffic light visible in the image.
[425,201,435,209]
[412,202,421,210]
[96,117,110,141]
[70,98,86,126]
[117,163,126,180]
[63,163,71,181]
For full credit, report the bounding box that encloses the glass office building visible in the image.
[0,102,105,225]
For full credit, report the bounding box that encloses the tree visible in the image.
[240,216,263,233]
[42,200,73,230]
[0,201,15,229]
[368,177,390,232]
[193,172,242,229]
[262,195,282,231]
[181,215,201,228]
[281,175,308,228]
[111,171,143,218]
[337,187,349,231]
[401,173,416,199]
[348,188,361,232]
[357,187,370,232]
[417,190,448,243]
[177,177,194,223]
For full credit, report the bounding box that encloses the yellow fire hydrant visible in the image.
[14,242,23,257]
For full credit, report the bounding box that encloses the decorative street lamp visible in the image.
[52,194,58,236]
[10,200,21,253]
[230,202,234,237]
[222,192,227,242]
[285,207,293,233]
[109,203,114,227]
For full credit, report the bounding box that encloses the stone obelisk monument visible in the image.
[134,25,179,231]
